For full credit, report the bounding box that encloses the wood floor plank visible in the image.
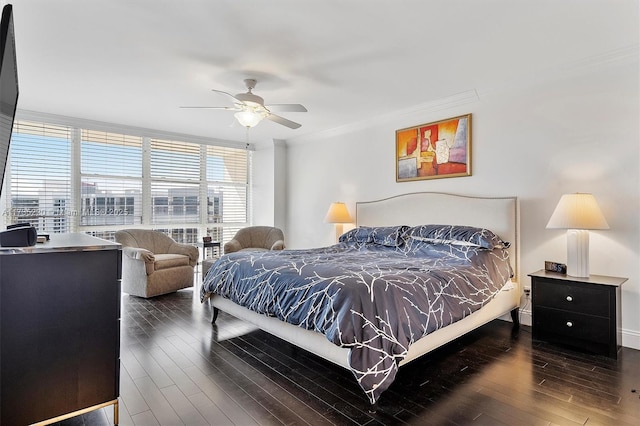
[133,376,184,425]
[130,410,160,426]
[187,392,235,426]
[119,361,151,416]
[159,385,209,425]
[224,334,362,425]
[196,337,314,425]
[155,335,199,370]
[172,345,279,425]
[182,365,261,426]
[130,343,176,389]
[120,344,149,381]
[246,337,401,424]
[475,384,585,426]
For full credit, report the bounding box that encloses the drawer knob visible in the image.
[566,295,573,302]
[566,321,573,327]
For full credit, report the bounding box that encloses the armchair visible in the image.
[224,226,285,254]
[115,229,199,298]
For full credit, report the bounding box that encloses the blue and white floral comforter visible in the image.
[200,225,513,403]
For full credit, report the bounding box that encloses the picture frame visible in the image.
[396,113,472,182]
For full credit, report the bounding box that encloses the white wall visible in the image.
[251,139,287,229]
[250,142,275,226]
[276,55,640,348]
[273,140,287,231]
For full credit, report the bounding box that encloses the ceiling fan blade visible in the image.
[179,106,239,110]
[265,104,308,113]
[266,113,302,129]
[211,89,244,104]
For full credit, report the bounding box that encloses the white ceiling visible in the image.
[7,0,639,146]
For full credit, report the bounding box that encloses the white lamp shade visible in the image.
[546,193,609,230]
[324,202,353,223]
[546,193,608,278]
[234,110,265,128]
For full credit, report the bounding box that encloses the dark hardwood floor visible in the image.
[57,288,640,426]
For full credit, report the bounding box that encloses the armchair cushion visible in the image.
[154,253,190,271]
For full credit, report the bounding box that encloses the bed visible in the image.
[200,192,521,404]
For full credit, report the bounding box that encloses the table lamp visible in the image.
[546,193,609,277]
[324,202,353,242]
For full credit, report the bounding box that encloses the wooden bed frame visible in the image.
[209,192,521,380]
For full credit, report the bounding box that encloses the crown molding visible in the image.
[286,90,480,146]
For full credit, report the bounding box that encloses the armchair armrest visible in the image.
[122,246,155,275]
[168,242,200,266]
[224,239,242,254]
[270,240,285,251]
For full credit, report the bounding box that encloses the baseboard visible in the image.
[498,306,532,327]
[622,328,640,350]
[518,307,532,327]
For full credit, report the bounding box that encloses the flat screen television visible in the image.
[0,4,19,200]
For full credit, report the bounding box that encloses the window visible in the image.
[4,117,251,245]
[6,121,72,233]
[81,129,143,227]
[206,145,249,243]
[150,139,202,236]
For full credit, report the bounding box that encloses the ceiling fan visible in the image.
[181,79,307,129]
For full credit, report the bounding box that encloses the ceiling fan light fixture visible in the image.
[234,109,266,128]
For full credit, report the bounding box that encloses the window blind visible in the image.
[206,145,248,225]
[80,130,143,226]
[149,139,201,233]
[5,117,251,246]
[150,138,200,181]
[8,120,72,233]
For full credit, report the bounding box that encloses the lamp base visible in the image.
[566,229,589,277]
[334,224,344,244]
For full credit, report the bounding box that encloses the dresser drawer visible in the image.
[533,278,610,317]
[533,306,611,344]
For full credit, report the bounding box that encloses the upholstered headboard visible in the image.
[356,192,520,282]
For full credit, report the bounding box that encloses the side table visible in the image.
[199,240,221,259]
[529,269,627,359]
[199,240,221,280]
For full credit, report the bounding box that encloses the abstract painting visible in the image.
[396,114,471,182]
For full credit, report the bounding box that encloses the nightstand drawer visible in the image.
[533,278,610,317]
[534,307,610,344]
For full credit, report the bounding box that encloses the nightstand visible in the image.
[529,270,627,359]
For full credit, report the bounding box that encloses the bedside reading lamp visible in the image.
[546,193,609,277]
[324,202,353,243]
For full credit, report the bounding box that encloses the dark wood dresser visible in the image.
[0,233,122,425]
[529,269,627,359]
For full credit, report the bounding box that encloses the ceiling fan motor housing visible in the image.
[235,92,265,108]
[235,78,265,108]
